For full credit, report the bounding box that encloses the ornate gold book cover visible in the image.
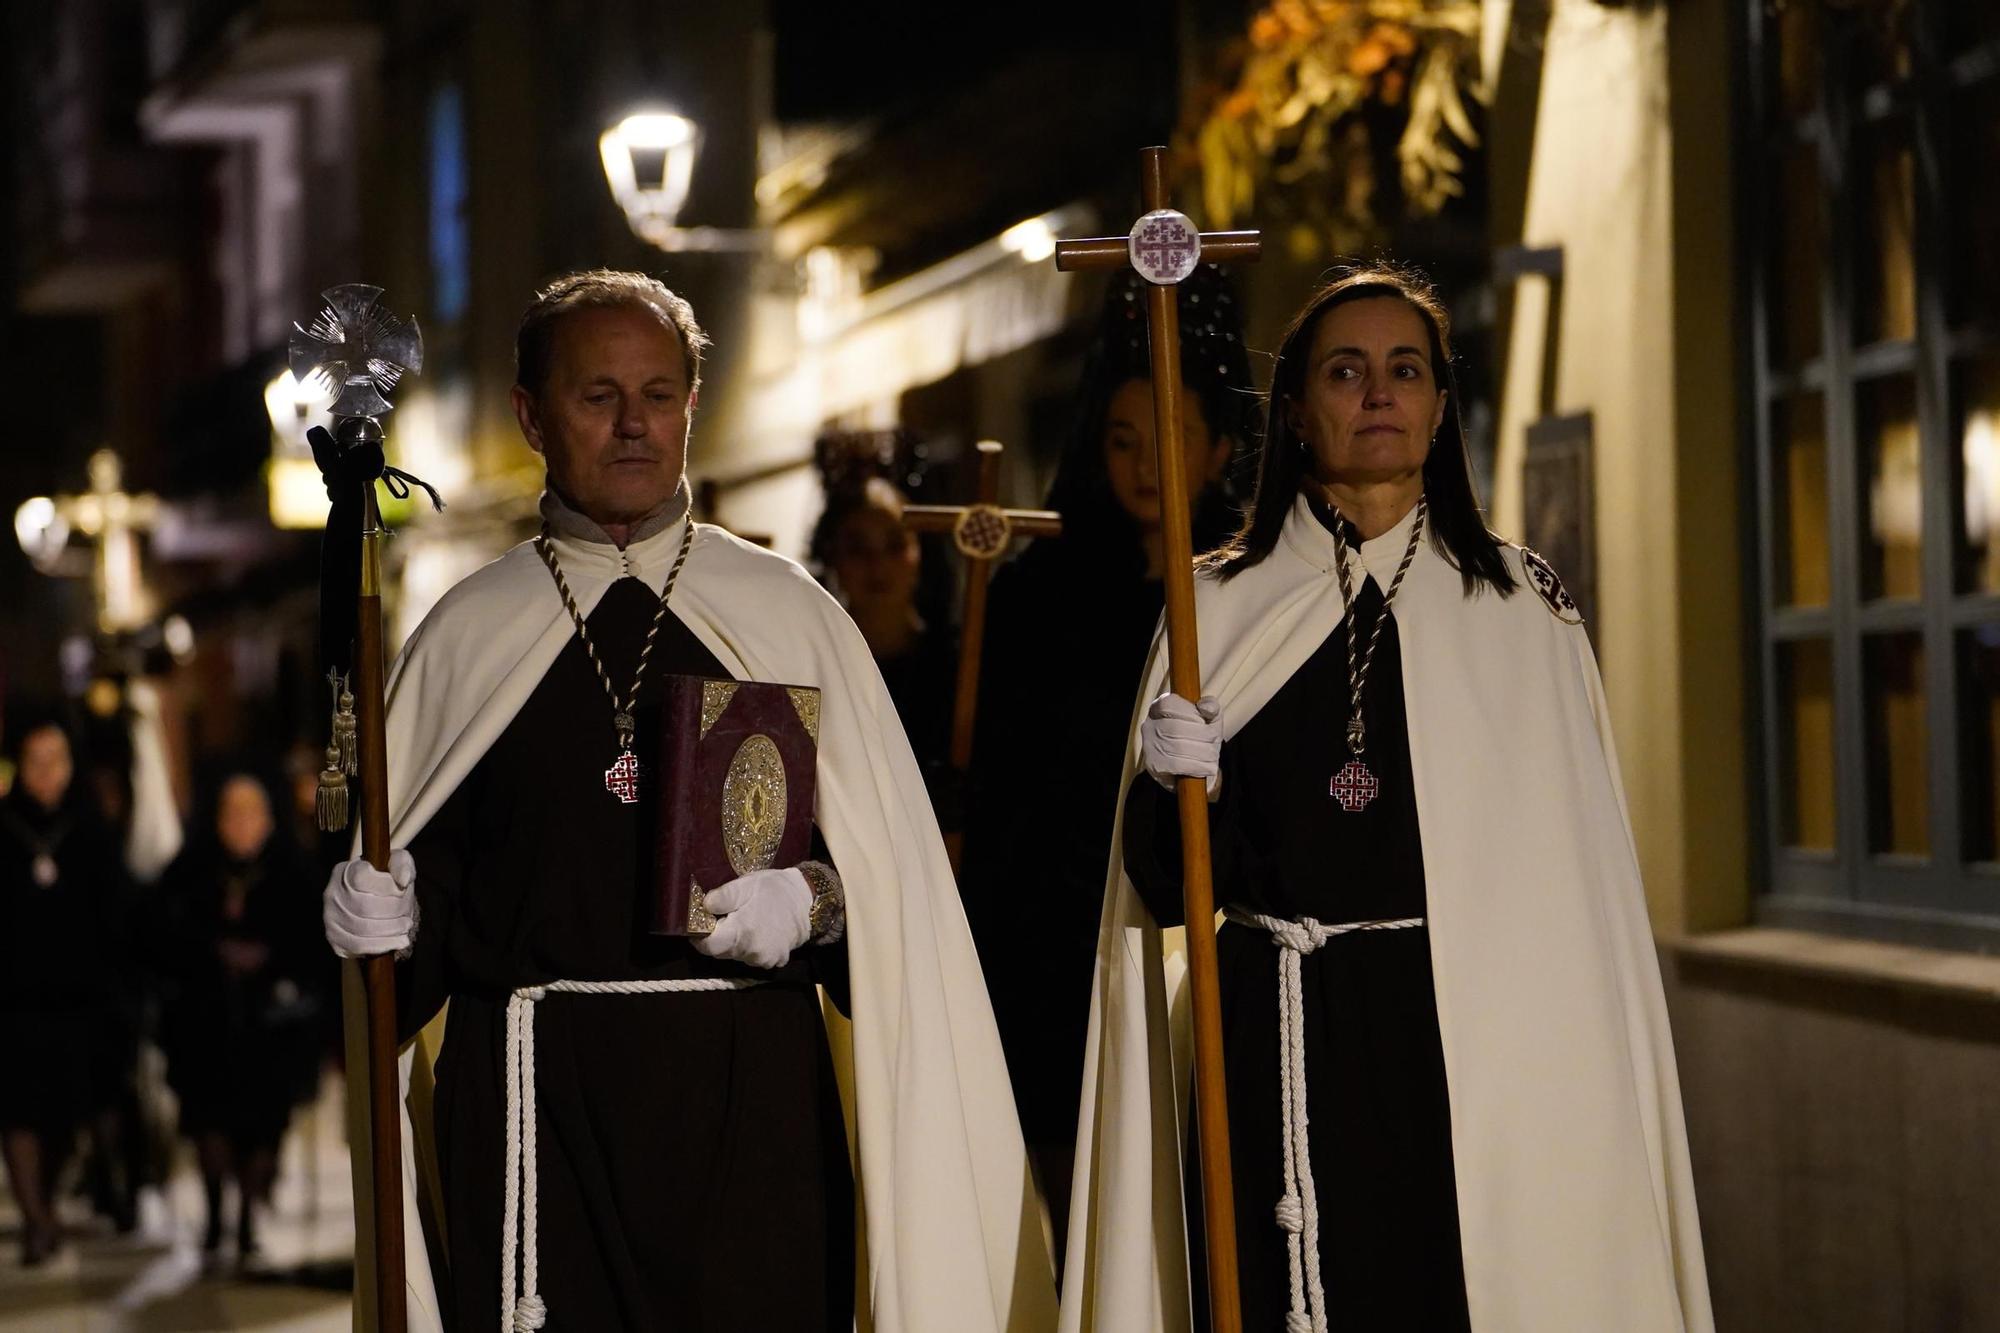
[651,675,820,936]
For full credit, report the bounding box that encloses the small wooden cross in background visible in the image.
[901,439,1061,868]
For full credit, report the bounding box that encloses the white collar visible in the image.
[536,480,693,588]
[1278,491,1428,595]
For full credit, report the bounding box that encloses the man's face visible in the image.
[511,305,694,527]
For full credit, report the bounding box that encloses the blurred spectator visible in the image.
[958,264,1253,1242]
[814,477,961,827]
[156,770,325,1263]
[0,716,138,1263]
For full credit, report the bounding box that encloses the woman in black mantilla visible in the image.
[156,769,327,1262]
[0,716,136,1264]
[958,263,1253,1242]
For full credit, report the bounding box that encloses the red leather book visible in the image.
[652,674,820,936]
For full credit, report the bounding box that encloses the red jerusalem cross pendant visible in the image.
[1330,758,1379,813]
[604,749,641,805]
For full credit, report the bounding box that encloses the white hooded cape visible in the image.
[343,509,1056,1332]
[1059,496,1712,1333]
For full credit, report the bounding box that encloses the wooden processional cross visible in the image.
[32,449,163,636]
[1056,146,1259,1332]
[901,439,1061,870]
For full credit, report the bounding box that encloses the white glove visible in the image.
[1140,693,1223,796]
[692,866,812,970]
[323,850,418,959]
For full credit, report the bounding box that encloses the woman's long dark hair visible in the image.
[1208,264,1514,597]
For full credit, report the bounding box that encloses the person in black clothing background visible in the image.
[815,477,960,828]
[0,716,136,1264]
[958,264,1254,1243]
[157,769,326,1262]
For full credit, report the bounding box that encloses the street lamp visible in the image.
[599,110,764,253]
[14,495,68,572]
[264,367,337,530]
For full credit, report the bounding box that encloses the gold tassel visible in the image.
[332,679,359,777]
[316,742,350,831]
[317,671,355,831]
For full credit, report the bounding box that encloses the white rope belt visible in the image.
[1223,909,1426,1333]
[500,976,763,1332]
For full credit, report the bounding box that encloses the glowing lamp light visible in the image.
[267,457,331,531]
[163,614,195,662]
[264,368,334,454]
[264,367,341,529]
[1966,407,1998,542]
[14,495,69,571]
[598,109,764,253]
[85,677,122,718]
[600,111,701,245]
[1000,216,1058,264]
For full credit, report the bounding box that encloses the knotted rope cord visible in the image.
[500,976,762,1331]
[1223,909,1427,1333]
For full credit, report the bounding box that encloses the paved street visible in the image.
[0,1074,353,1332]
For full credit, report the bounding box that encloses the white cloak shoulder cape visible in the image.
[350,509,1056,1333]
[1059,496,1712,1333]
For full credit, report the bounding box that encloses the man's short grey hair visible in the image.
[514,269,711,395]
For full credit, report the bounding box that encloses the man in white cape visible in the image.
[1061,270,1711,1332]
[322,270,1054,1332]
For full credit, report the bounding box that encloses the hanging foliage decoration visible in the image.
[1184,0,1484,259]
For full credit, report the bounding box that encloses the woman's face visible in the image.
[17,726,73,812]
[1102,378,1230,529]
[216,776,273,861]
[829,503,918,616]
[1290,297,1446,490]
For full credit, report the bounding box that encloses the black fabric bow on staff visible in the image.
[308,419,444,831]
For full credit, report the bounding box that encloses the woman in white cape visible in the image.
[1060,266,1712,1333]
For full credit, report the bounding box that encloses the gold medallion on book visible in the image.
[652,675,820,936]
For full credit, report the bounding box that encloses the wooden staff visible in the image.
[316,419,410,1333]
[1055,146,1260,1333]
[355,480,405,1333]
[901,439,1060,869]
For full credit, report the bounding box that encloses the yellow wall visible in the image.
[1487,0,1747,935]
